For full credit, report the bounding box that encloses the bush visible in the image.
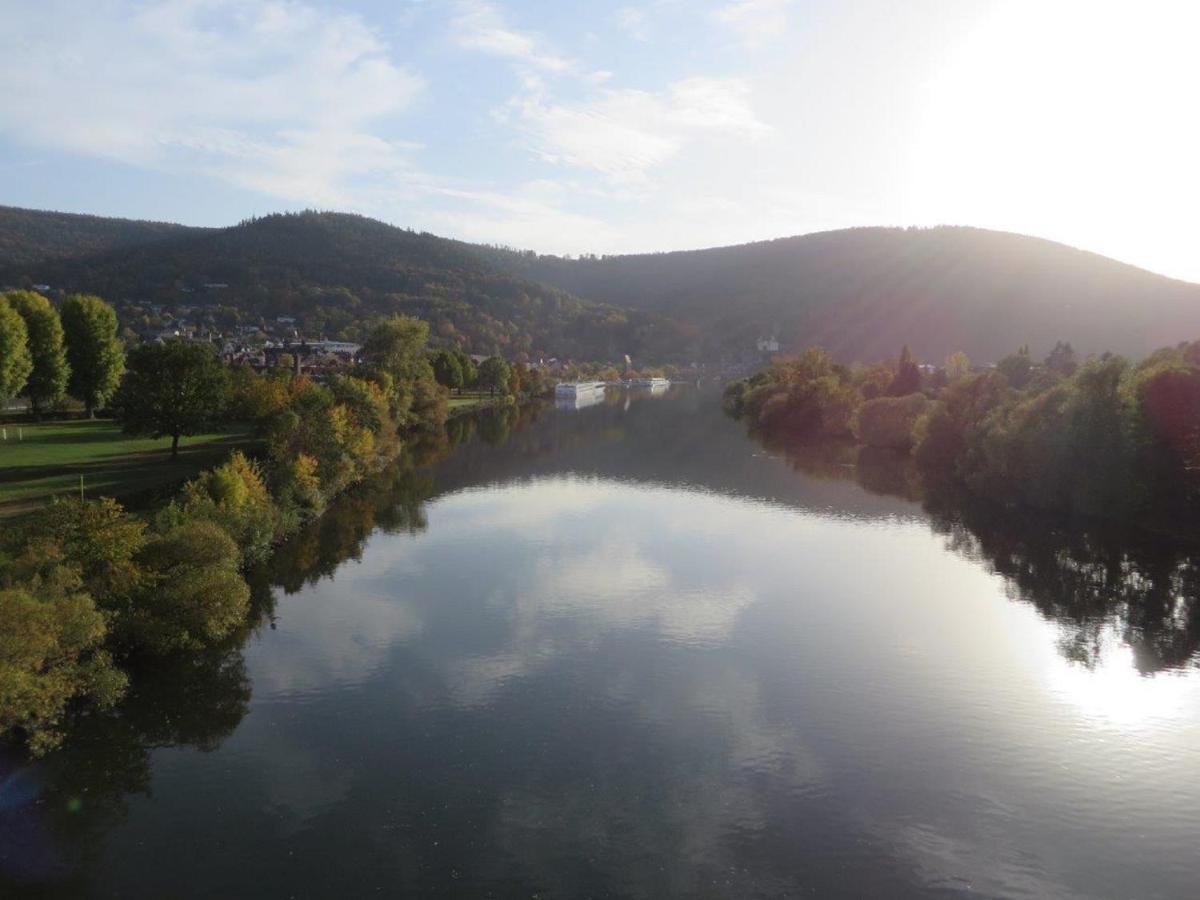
[854,393,929,450]
[174,451,279,566]
[128,523,251,654]
[0,585,126,755]
[24,497,147,609]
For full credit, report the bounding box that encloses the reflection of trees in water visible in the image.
[267,464,434,595]
[926,497,1200,674]
[0,437,450,892]
[775,440,1200,674]
[0,643,252,892]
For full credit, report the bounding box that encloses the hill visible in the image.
[0,210,696,362]
[5,205,1198,365]
[0,204,204,268]
[480,226,1200,363]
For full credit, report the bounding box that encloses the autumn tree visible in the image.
[945,351,971,382]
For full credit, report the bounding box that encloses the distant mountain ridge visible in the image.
[0,208,695,361]
[0,205,206,268]
[3,204,1198,364]
[479,226,1200,363]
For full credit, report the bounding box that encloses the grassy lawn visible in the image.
[448,391,501,411]
[0,420,256,519]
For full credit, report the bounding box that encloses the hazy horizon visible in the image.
[2,1,1197,280]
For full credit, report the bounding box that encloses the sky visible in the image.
[1,0,1198,280]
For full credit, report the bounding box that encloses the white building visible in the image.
[756,336,780,353]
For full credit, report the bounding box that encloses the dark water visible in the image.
[4,388,1199,898]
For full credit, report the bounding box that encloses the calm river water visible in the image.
[3,387,1199,898]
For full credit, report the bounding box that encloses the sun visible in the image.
[909,0,1200,282]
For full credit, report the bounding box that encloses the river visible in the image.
[3,386,1199,898]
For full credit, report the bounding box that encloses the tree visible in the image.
[996,344,1033,388]
[477,356,511,396]
[61,294,124,417]
[363,315,431,383]
[430,349,464,392]
[6,291,69,417]
[1045,340,1077,376]
[128,522,251,653]
[945,351,971,382]
[888,345,921,396]
[26,496,147,608]
[113,340,229,457]
[854,393,930,450]
[173,451,279,566]
[856,362,894,400]
[0,295,32,407]
[0,585,127,755]
[454,349,478,389]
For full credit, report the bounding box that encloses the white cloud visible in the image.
[615,6,652,42]
[506,78,768,183]
[0,0,424,206]
[711,0,794,47]
[449,0,573,73]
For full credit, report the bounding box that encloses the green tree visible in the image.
[0,295,33,407]
[1044,340,1077,376]
[6,291,70,417]
[477,356,511,396]
[128,522,251,653]
[363,315,431,383]
[409,377,450,431]
[996,344,1033,389]
[26,496,147,610]
[430,349,464,392]
[0,584,127,756]
[945,351,971,382]
[888,345,921,396]
[172,451,279,566]
[854,393,930,450]
[454,349,478,389]
[113,340,230,457]
[61,294,124,417]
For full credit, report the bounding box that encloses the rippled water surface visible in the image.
[4,388,1200,898]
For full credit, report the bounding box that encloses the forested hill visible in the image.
[480,227,1200,363]
[0,210,696,362]
[6,205,1199,364]
[0,205,205,268]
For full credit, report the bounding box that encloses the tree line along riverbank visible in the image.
[723,340,1200,531]
[0,299,550,756]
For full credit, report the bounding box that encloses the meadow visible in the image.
[0,419,253,518]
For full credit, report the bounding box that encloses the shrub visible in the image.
[0,585,126,755]
[176,452,279,565]
[128,523,251,654]
[854,393,930,451]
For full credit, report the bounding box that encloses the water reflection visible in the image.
[4,387,1199,898]
[1,644,251,892]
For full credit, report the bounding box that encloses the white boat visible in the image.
[630,377,671,390]
[556,391,605,410]
[555,381,607,398]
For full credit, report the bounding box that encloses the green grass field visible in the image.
[0,420,255,519]
[448,392,501,411]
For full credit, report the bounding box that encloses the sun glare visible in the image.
[1042,633,1199,731]
[912,0,1200,280]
